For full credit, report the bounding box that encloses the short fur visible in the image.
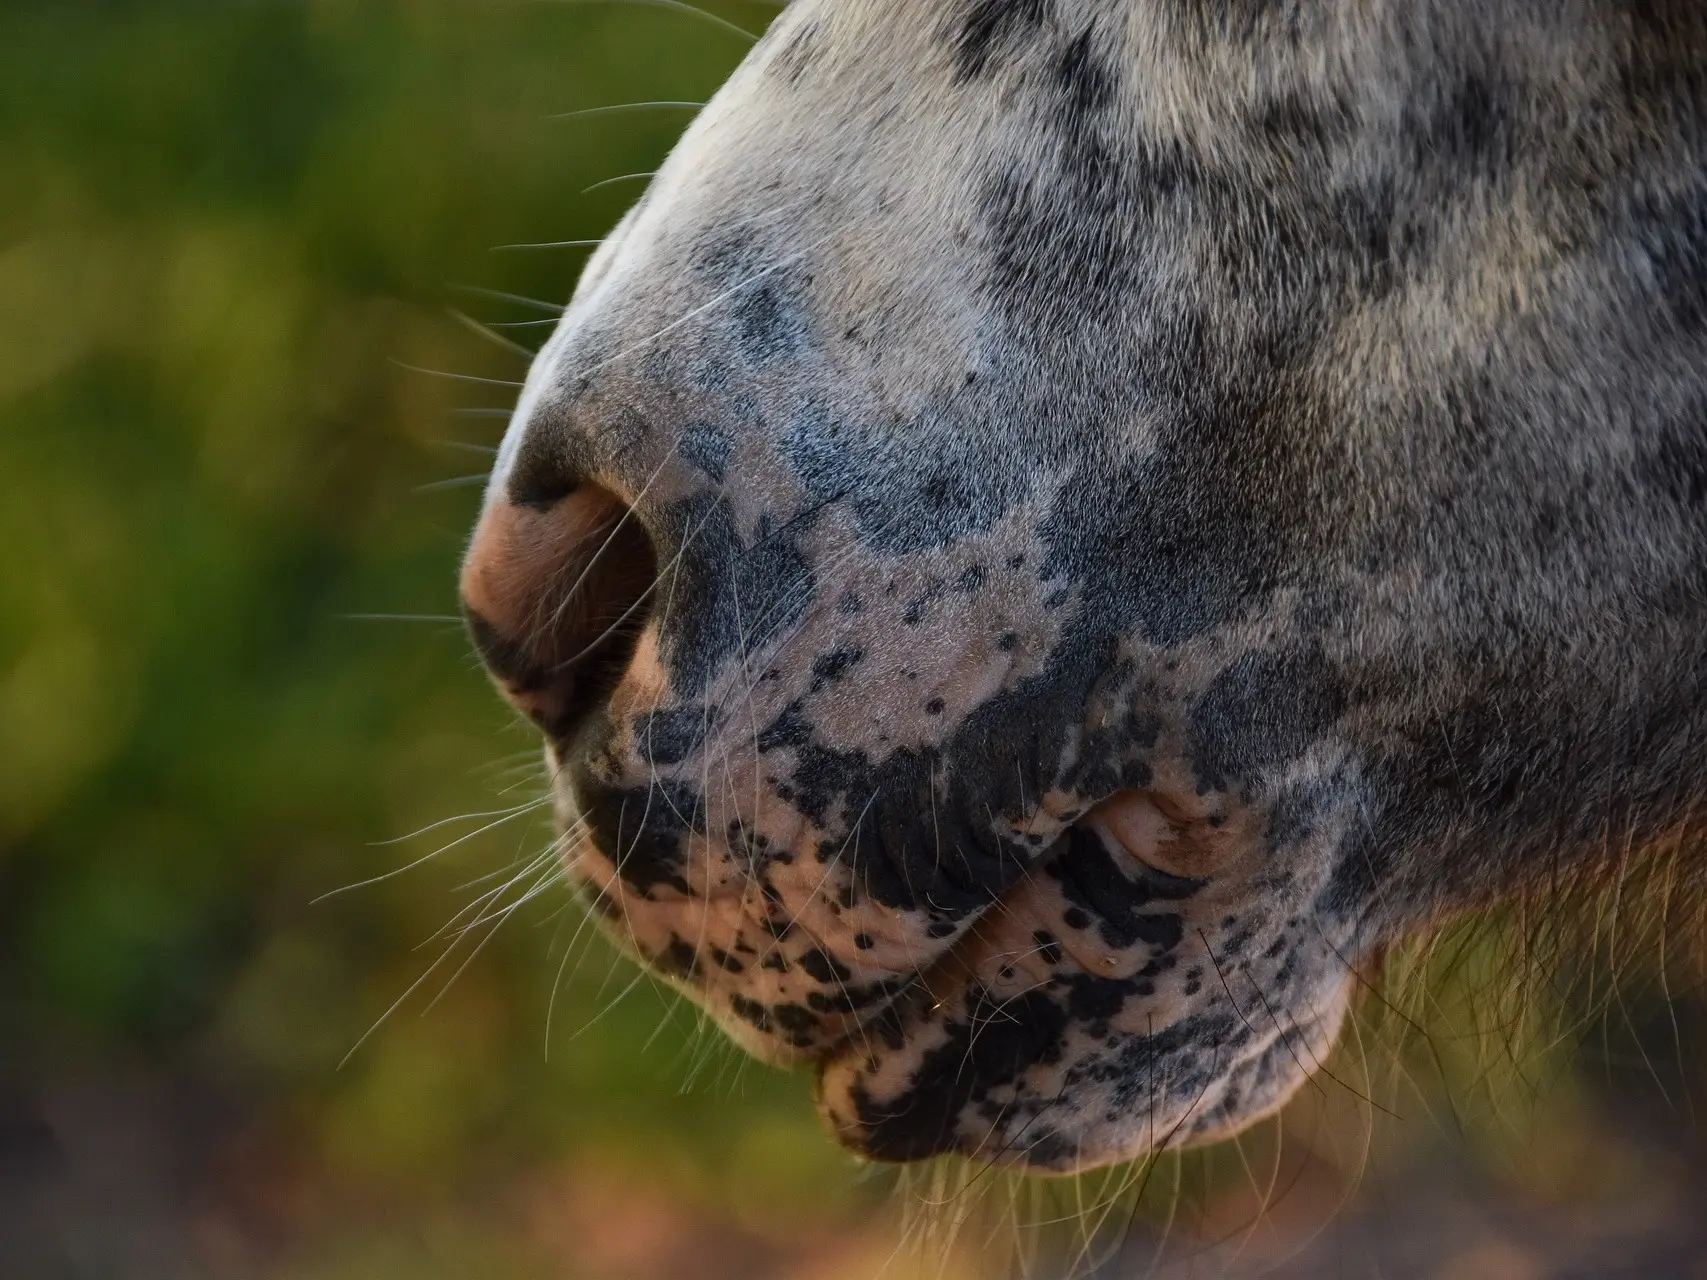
[460,0,1707,1172]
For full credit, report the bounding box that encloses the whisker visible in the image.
[422,874,562,1016]
[545,0,759,43]
[415,474,490,493]
[428,826,580,943]
[583,170,658,195]
[446,306,535,359]
[390,360,525,389]
[548,99,705,122]
[492,238,605,252]
[544,894,602,1058]
[576,241,823,380]
[569,961,656,1043]
[315,800,549,902]
[370,799,548,846]
[444,849,568,941]
[449,284,564,314]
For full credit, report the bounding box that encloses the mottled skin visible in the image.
[459,0,1707,1172]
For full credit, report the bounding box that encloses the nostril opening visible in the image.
[463,607,551,694]
[461,483,658,742]
[543,511,656,739]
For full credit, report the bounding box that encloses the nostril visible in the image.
[463,608,551,694]
[460,483,657,741]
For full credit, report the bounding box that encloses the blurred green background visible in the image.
[3,3,1706,1277]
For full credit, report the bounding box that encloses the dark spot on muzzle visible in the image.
[840,984,1070,1163]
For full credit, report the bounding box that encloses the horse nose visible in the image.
[459,476,657,742]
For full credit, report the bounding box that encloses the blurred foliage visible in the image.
[2,2,1706,1277]
[0,1,884,1273]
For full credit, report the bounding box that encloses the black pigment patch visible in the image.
[1046,825,1188,953]
[675,420,732,482]
[649,491,818,699]
[1063,972,1135,1032]
[771,1002,820,1042]
[799,946,852,985]
[849,985,1069,1161]
[806,976,910,1016]
[659,936,701,980]
[780,397,1039,555]
[572,770,699,897]
[954,0,1051,80]
[731,278,807,365]
[1632,179,1707,336]
[767,669,1072,914]
[1332,177,1401,302]
[1189,648,1348,793]
[770,18,821,85]
[1633,398,1707,508]
[1416,72,1513,176]
[810,644,864,691]
[1053,26,1115,122]
[1130,860,1209,902]
[730,994,772,1033]
[1018,1130,1077,1168]
[756,699,813,755]
[1265,774,1344,852]
[1253,85,1355,160]
[636,708,707,766]
[1103,1007,1246,1107]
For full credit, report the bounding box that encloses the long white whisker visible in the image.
[390,360,525,389]
[449,284,564,314]
[492,238,605,252]
[434,821,588,940]
[314,801,549,902]
[370,799,549,846]
[544,0,758,43]
[420,865,567,1016]
[583,170,658,195]
[415,474,490,493]
[446,306,535,359]
[548,100,705,122]
[576,244,821,381]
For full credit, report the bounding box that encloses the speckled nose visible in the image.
[459,478,656,743]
